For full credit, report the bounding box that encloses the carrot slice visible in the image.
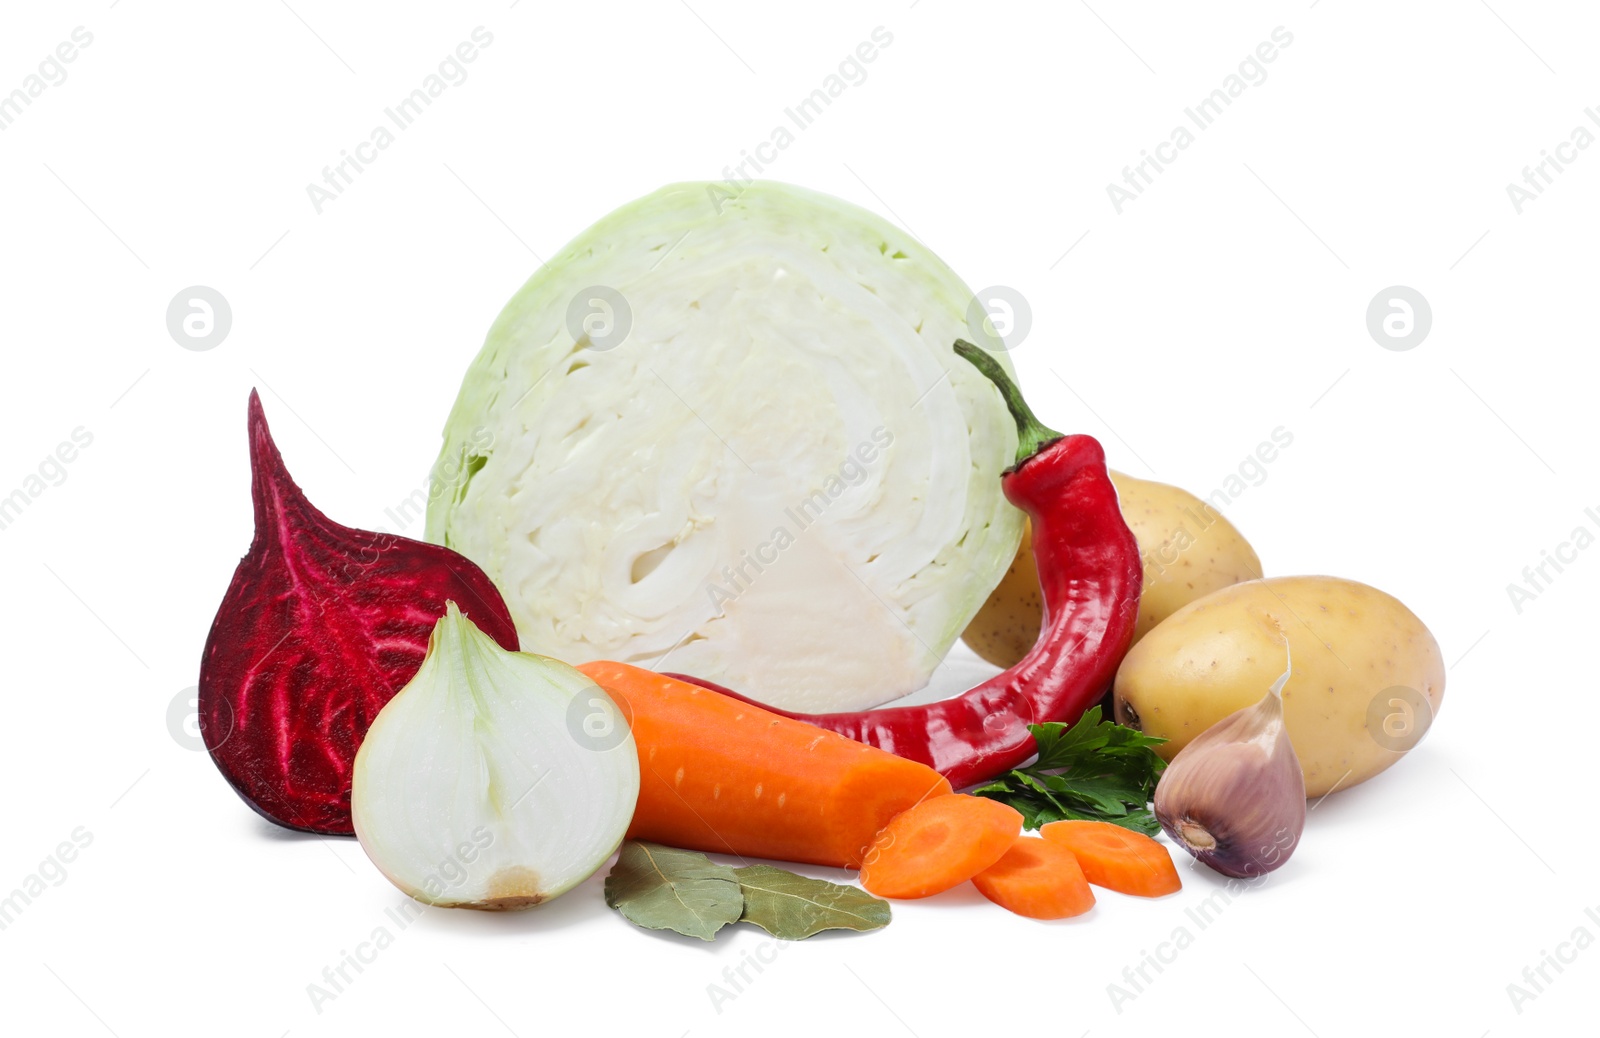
[971,837,1096,919]
[1039,820,1182,897]
[577,661,952,868]
[859,795,1021,899]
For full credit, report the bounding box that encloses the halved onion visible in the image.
[351,603,640,909]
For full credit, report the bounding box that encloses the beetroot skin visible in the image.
[198,391,520,835]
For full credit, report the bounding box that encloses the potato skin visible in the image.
[1113,576,1444,798]
[960,472,1261,667]
[961,519,1044,668]
[1110,472,1263,644]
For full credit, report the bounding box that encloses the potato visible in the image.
[961,517,1044,668]
[1113,576,1444,798]
[1111,472,1263,643]
[960,472,1262,668]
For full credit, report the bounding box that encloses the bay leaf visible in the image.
[604,841,743,941]
[732,865,891,939]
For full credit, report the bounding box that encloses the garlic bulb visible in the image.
[352,603,640,909]
[1152,647,1305,878]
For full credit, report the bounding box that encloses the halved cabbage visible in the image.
[426,181,1022,712]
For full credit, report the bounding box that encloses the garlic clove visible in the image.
[351,603,640,909]
[1153,648,1305,878]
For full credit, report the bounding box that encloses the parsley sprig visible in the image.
[972,708,1168,834]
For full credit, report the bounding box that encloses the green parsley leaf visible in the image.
[972,708,1167,834]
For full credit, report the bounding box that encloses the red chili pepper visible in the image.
[669,340,1143,790]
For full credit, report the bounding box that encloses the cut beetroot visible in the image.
[198,391,520,835]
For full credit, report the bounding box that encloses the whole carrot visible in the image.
[577,662,952,869]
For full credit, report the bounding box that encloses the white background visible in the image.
[1,1,1594,1035]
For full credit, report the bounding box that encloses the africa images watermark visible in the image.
[0,827,94,932]
[0,26,94,132]
[1506,904,1600,1015]
[1106,26,1295,214]
[707,25,894,212]
[306,828,495,1014]
[1504,107,1600,214]
[1107,870,1274,1013]
[703,872,884,1013]
[0,426,94,534]
[378,425,494,535]
[706,936,794,1013]
[305,26,495,214]
[1137,426,1291,585]
[704,427,894,614]
[1505,505,1600,614]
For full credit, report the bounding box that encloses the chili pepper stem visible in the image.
[952,340,1064,466]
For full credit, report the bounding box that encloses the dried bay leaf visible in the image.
[604,841,743,941]
[732,865,890,939]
